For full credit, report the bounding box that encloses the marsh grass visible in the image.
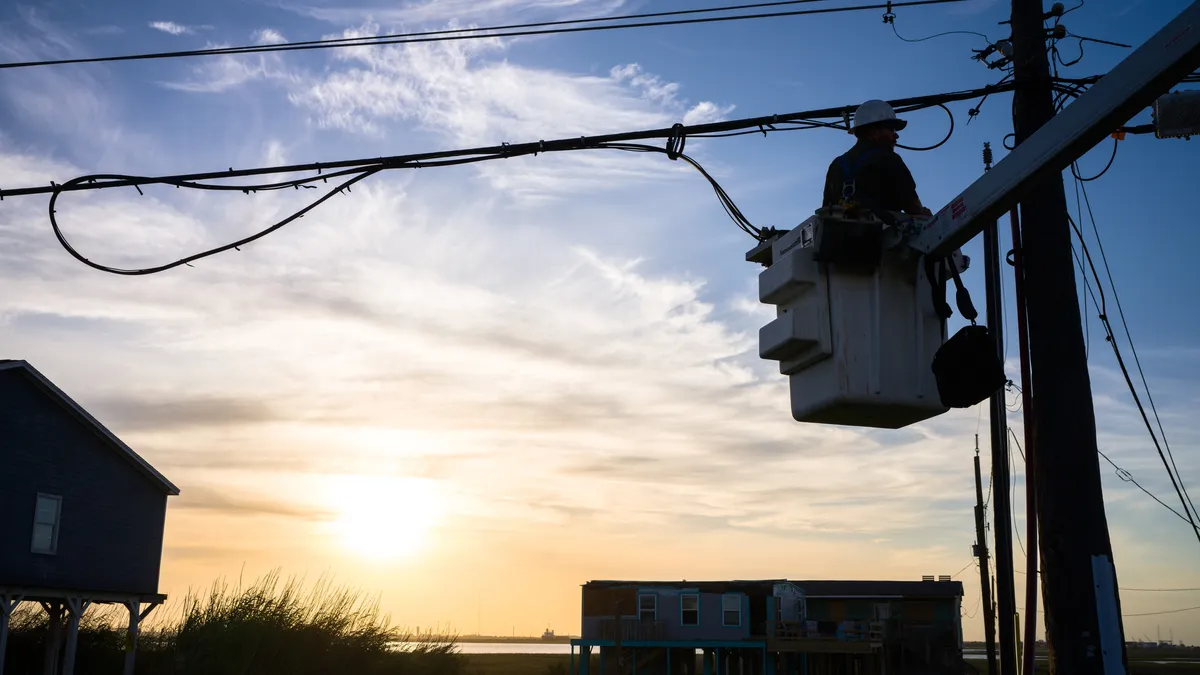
[3,571,462,675]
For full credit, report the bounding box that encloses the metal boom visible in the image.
[911,0,1200,258]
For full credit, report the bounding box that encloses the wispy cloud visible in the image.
[0,11,160,167]
[150,21,212,36]
[254,28,288,45]
[285,0,629,27]
[279,25,733,199]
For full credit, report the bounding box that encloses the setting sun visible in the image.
[327,475,443,560]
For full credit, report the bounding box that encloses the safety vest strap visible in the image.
[839,148,878,200]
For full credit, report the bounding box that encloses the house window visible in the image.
[681,594,699,626]
[31,493,62,555]
[722,594,741,627]
[638,594,656,622]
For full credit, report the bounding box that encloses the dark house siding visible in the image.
[0,369,169,595]
[581,588,751,641]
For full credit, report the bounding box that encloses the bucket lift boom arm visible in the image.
[909,1,1200,259]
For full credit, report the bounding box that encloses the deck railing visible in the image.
[769,619,893,643]
[597,618,667,642]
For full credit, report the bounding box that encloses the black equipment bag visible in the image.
[932,324,1007,408]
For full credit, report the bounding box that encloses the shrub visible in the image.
[3,571,462,675]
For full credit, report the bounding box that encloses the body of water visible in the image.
[454,643,575,655]
[427,644,1200,663]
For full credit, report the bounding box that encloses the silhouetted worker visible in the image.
[823,99,933,216]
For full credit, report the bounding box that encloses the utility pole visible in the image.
[1009,1,1129,673]
[973,438,999,675]
[982,144,1019,675]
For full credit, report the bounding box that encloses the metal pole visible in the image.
[973,442,999,675]
[1008,208,1040,675]
[1010,1,1129,673]
[984,210,1018,675]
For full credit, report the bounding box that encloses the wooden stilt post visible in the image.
[0,594,23,675]
[41,603,64,675]
[61,598,90,675]
[122,600,160,675]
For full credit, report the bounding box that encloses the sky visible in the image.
[1,0,1198,646]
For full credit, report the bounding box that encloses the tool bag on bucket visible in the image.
[926,256,1007,408]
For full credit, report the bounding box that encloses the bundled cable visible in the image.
[47,140,764,275]
[0,80,1036,275]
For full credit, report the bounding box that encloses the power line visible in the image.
[0,0,967,71]
[1066,208,1193,525]
[1076,179,1200,526]
[890,24,991,44]
[1013,571,1200,593]
[1009,433,1026,558]
[1072,177,1091,357]
[1,80,1017,271]
[1017,604,1200,618]
[1124,606,1200,618]
[1097,448,1194,526]
[0,80,1014,200]
[952,559,977,579]
[1067,212,1200,547]
[1012,364,1191,528]
[963,594,983,619]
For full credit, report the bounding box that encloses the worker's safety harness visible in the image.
[837,148,891,222]
[839,148,1006,409]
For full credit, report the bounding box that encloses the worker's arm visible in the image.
[908,199,933,217]
[821,162,839,207]
[889,154,931,216]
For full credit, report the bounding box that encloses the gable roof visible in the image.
[583,579,962,599]
[0,359,180,495]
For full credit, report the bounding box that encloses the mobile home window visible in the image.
[638,594,656,622]
[681,594,699,626]
[722,594,741,627]
[31,493,62,555]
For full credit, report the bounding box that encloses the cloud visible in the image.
[0,11,160,167]
[286,0,629,27]
[90,394,280,432]
[254,28,288,45]
[282,29,733,199]
[0,142,986,543]
[174,485,335,520]
[684,101,737,126]
[150,21,206,36]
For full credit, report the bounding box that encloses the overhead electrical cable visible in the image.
[0,0,967,71]
[1096,448,1193,526]
[889,21,992,44]
[1075,179,1200,525]
[0,81,1027,276]
[1124,606,1200,617]
[0,80,1015,200]
[1068,213,1200,547]
[952,559,977,579]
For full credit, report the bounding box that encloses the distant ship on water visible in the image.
[542,628,556,640]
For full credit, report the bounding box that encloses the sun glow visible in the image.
[328,475,443,560]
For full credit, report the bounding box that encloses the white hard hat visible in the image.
[852,99,907,131]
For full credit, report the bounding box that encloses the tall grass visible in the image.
[3,571,462,675]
